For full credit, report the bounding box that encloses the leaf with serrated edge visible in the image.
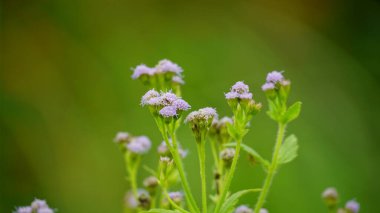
[278,134,299,164]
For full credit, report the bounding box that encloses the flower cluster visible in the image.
[114,132,152,154]
[15,198,55,213]
[132,59,184,93]
[141,89,190,120]
[185,107,218,142]
[322,187,360,213]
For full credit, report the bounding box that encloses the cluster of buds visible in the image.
[209,116,233,145]
[125,189,152,210]
[261,71,293,122]
[185,107,218,143]
[235,205,268,213]
[15,198,55,213]
[141,89,191,130]
[220,148,235,168]
[322,187,360,213]
[225,81,261,138]
[132,59,184,94]
[114,132,151,155]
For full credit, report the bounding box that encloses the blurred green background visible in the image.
[1,0,380,212]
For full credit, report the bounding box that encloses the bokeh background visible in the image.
[1,0,380,212]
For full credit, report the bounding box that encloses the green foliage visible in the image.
[225,143,270,169]
[219,189,262,213]
[142,209,180,213]
[278,134,299,165]
[282,102,302,124]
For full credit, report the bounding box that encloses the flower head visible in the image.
[322,187,338,200]
[225,81,253,100]
[259,208,269,213]
[172,76,185,85]
[37,208,54,213]
[141,89,160,106]
[235,205,253,213]
[220,148,235,166]
[159,106,178,118]
[143,176,159,189]
[15,207,32,213]
[173,99,191,111]
[168,191,184,204]
[261,82,275,91]
[131,64,155,79]
[114,132,130,144]
[126,136,151,154]
[266,71,284,83]
[156,59,183,74]
[31,199,48,209]
[345,200,360,213]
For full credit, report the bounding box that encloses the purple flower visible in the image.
[172,76,185,84]
[199,107,217,119]
[226,81,253,100]
[159,106,178,117]
[173,99,191,111]
[160,92,178,106]
[225,92,240,100]
[259,208,269,213]
[231,81,249,94]
[37,208,54,213]
[168,191,183,204]
[261,82,275,91]
[131,64,155,79]
[141,89,160,106]
[266,71,284,83]
[156,59,183,74]
[345,200,360,213]
[31,199,48,209]
[126,136,151,154]
[114,132,130,143]
[235,205,253,213]
[322,187,338,200]
[16,207,32,213]
[186,107,217,123]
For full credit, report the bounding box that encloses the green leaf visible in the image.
[225,143,270,169]
[278,134,299,165]
[282,102,302,123]
[142,209,180,213]
[219,189,262,213]
[143,165,157,176]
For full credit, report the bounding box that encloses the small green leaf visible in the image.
[225,143,270,169]
[282,102,302,123]
[142,209,180,213]
[220,189,262,213]
[278,134,299,165]
[143,165,157,176]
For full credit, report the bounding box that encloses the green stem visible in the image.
[254,123,286,213]
[125,152,139,198]
[162,131,200,213]
[197,141,207,213]
[214,137,242,213]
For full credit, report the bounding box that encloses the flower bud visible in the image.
[143,176,159,190]
[322,187,338,209]
[220,148,235,167]
[137,190,151,210]
[185,107,218,142]
[235,205,253,213]
[345,200,360,213]
[168,191,183,205]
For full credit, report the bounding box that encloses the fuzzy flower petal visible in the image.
[37,208,54,213]
[156,59,183,74]
[231,81,249,94]
[131,64,155,79]
[141,89,160,106]
[225,92,240,100]
[159,106,178,117]
[173,99,191,111]
[261,82,275,91]
[345,200,360,213]
[266,71,284,83]
[16,207,33,213]
[172,76,185,84]
[126,136,151,154]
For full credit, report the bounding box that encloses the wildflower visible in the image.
[15,207,32,213]
[143,176,159,189]
[37,208,54,213]
[173,99,190,111]
[259,208,269,213]
[156,59,183,74]
[235,205,253,213]
[168,191,184,205]
[31,199,48,209]
[137,189,151,210]
[131,64,155,79]
[114,132,130,144]
[172,76,185,85]
[220,148,235,167]
[141,89,160,106]
[126,136,151,154]
[345,200,360,213]
[266,71,284,83]
[159,106,178,118]
[225,81,253,101]
[186,107,218,142]
[160,91,178,106]
[322,187,338,209]
[261,82,275,92]
[209,116,233,144]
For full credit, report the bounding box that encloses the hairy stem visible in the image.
[214,137,242,213]
[254,123,286,213]
[197,141,208,213]
[162,131,200,213]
